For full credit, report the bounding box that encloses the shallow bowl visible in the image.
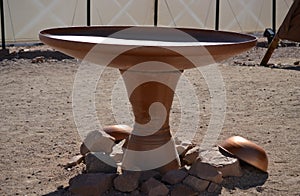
[218,136,268,172]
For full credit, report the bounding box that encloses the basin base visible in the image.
[120,68,182,173]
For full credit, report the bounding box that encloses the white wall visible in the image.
[0,0,294,42]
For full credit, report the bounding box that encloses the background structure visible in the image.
[0,0,294,43]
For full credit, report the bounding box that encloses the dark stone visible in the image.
[113,171,141,192]
[188,160,223,184]
[162,169,188,185]
[141,177,169,196]
[183,175,210,192]
[69,173,115,196]
[85,152,117,173]
[170,184,198,196]
[139,170,161,182]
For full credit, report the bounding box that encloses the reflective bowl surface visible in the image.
[219,136,268,172]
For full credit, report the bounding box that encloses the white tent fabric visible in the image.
[0,0,294,42]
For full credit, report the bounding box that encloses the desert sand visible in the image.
[0,40,299,195]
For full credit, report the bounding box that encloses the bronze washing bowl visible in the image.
[219,136,268,172]
[39,26,257,70]
[39,26,257,173]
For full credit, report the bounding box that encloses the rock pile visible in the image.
[66,127,243,195]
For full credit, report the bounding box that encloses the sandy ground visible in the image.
[0,41,299,195]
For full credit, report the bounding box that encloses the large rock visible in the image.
[85,152,117,173]
[141,177,169,196]
[182,146,201,166]
[80,130,115,155]
[170,184,198,196]
[207,182,221,193]
[69,173,115,196]
[113,171,141,192]
[65,154,84,168]
[188,160,223,184]
[110,140,125,163]
[176,140,195,157]
[200,146,243,177]
[139,170,161,183]
[103,189,141,196]
[183,175,210,192]
[162,169,188,185]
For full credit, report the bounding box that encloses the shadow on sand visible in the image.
[0,49,73,61]
[221,161,269,192]
[43,187,70,196]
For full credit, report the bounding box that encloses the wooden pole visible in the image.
[260,34,280,66]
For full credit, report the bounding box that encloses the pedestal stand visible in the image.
[120,66,182,173]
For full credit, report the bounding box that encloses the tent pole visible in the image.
[87,0,91,26]
[154,0,158,26]
[272,0,276,32]
[260,34,280,66]
[0,0,6,49]
[215,0,220,30]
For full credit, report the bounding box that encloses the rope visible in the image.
[6,0,15,41]
[142,1,152,25]
[71,0,78,26]
[96,8,103,25]
[226,0,243,32]
[204,0,213,28]
[164,0,176,26]
[254,0,264,33]
[284,0,289,8]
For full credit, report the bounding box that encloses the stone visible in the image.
[80,130,115,155]
[188,160,223,184]
[85,152,117,173]
[31,56,45,63]
[113,171,141,192]
[176,145,186,156]
[129,190,141,196]
[102,189,125,196]
[176,141,195,157]
[139,170,161,182]
[65,154,84,168]
[182,146,201,165]
[80,143,90,155]
[200,146,243,177]
[183,175,210,192]
[170,184,198,196]
[110,140,125,163]
[207,182,221,193]
[162,169,188,185]
[110,152,123,163]
[69,173,115,196]
[141,177,169,196]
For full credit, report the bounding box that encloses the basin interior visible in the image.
[39,26,257,70]
[40,26,256,45]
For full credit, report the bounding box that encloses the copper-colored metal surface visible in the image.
[39,26,257,70]
[219,136,268,172]
[103,125,132,141]
[39,26,257,173]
